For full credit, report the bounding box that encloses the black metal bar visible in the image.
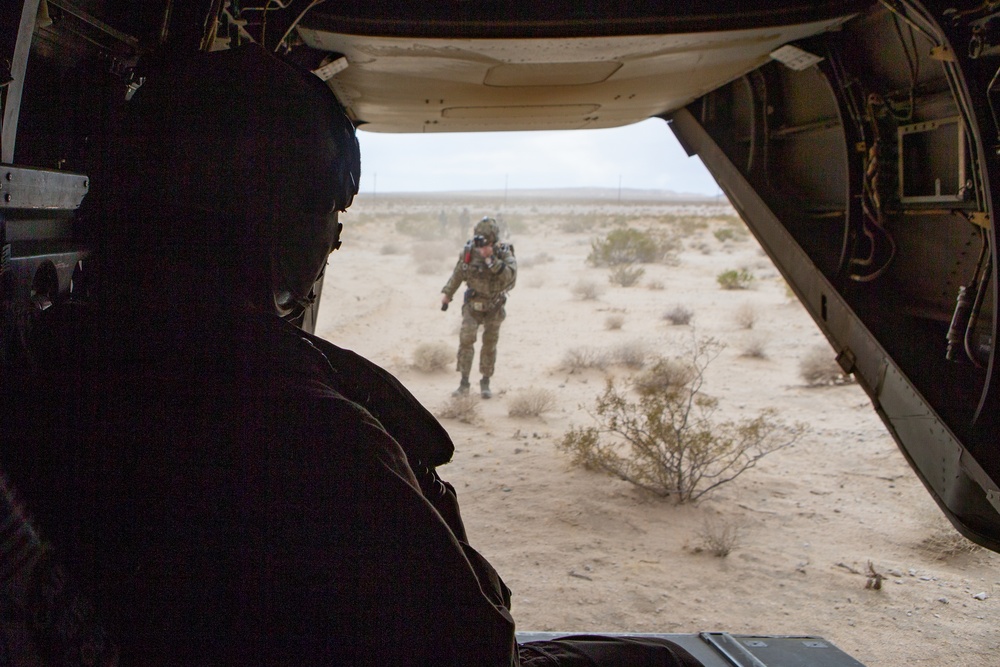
[46,0,139,49]
[769,118,841,139]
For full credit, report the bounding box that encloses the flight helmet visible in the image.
[105,44,361,319]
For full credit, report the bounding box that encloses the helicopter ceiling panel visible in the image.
[298,16,851,133]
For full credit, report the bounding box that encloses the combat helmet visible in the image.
[474,216,501,244]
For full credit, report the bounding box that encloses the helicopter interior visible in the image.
[1,1,999,665]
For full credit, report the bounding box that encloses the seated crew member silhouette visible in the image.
[2,44,702,667]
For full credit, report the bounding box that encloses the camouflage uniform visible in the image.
[441,218,516,396]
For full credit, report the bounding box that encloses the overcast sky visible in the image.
[355,117,722,196]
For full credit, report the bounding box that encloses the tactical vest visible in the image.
[459,241,515,310]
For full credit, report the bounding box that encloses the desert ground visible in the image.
[314,192,999,667]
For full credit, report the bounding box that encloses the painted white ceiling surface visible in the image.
[299,16,848,133]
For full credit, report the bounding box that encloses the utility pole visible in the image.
[504,173,509,207]
[618,174,622,203]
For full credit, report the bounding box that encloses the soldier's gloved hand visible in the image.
[440,294,451,311]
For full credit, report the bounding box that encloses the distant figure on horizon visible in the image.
[459,207,471,235]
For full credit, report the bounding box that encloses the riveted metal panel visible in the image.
[0,166,89,210]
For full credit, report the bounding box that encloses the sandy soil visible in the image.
[314,194,999,667]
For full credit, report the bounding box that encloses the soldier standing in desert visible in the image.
[440,216,517,398]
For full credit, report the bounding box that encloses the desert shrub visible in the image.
[571,280,605,300]
[673,217,709,238]
[799,345,853,386]
[695,515,750,557]
[633,357,696,396]
[605,314,625,331]
[380,243,404,255]
[739,333,769,359]
[714,224,748,243]
[733,303,757,330]
[395,215,438,240]
[558,337,804,503]
[713,228,736,242]
[608,264,645,287]
[508,388,557,418]
[412,342,452,372]
[717,268,755,290]
[560,217,598,234]
[588,228,673,266]
[438,394,480,423]
[664,305,694,325]
[610,340,651,369]
[920,518,984,559]
[647,280,665,290]
[560,347,610,372]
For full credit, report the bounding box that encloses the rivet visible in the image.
[4,193,10,203]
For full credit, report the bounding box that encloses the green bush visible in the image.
[560,215,601,234]
[671,216,709,237]
[714,223,748,243]
[713,228,736,242]
[588,228,672,266]
[717,268,755,290]
[558,337,804,503]
[608,264,645,287]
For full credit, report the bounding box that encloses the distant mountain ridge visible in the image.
[366,187,724,203]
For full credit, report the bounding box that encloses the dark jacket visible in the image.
[3,304,517,665]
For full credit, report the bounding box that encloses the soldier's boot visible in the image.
[452,375,471,397]
[480,377,492,399]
